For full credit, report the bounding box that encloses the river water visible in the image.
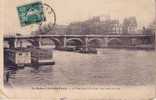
[7,49,156,87]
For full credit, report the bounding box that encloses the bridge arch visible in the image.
[49,38,62,46]
[66,38,84,47]
[107,38,122,47]
[39,38,61,48]
[15,39,33,48]
[88,38,104,48]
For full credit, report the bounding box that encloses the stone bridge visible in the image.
[4,34,155,50]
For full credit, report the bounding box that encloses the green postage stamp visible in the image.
[17,2,46,26]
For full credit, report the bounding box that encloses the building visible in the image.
[149,0,156,33]
[66,16,122,35]
[155,0,156,23]
[122,17,138,34]
[154,0,156,33]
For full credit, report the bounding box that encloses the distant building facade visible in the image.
[35,24,67,35]
[67,16,123,35]
[122,17,138,34]
[149,0,156,33]
[52,25,67,35]
[36,16,138,35]
[154,0,156,33]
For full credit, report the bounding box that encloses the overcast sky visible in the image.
[1,0,155,34]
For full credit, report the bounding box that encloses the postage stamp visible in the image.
[17,2,46,26]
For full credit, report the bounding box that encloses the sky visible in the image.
[1,0,155,34]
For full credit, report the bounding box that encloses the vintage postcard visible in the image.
[0,0,156,99]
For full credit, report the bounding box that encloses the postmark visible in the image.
[38,3,56,33]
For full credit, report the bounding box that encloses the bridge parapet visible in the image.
[4,34,154,39]
[4,34,155,50]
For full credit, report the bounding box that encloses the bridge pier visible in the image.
[63,37,67,48]
[38,38,42,48]
[104,38,108,48]
[85,37,89,52]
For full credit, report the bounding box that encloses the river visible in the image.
[6,49,156,87]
